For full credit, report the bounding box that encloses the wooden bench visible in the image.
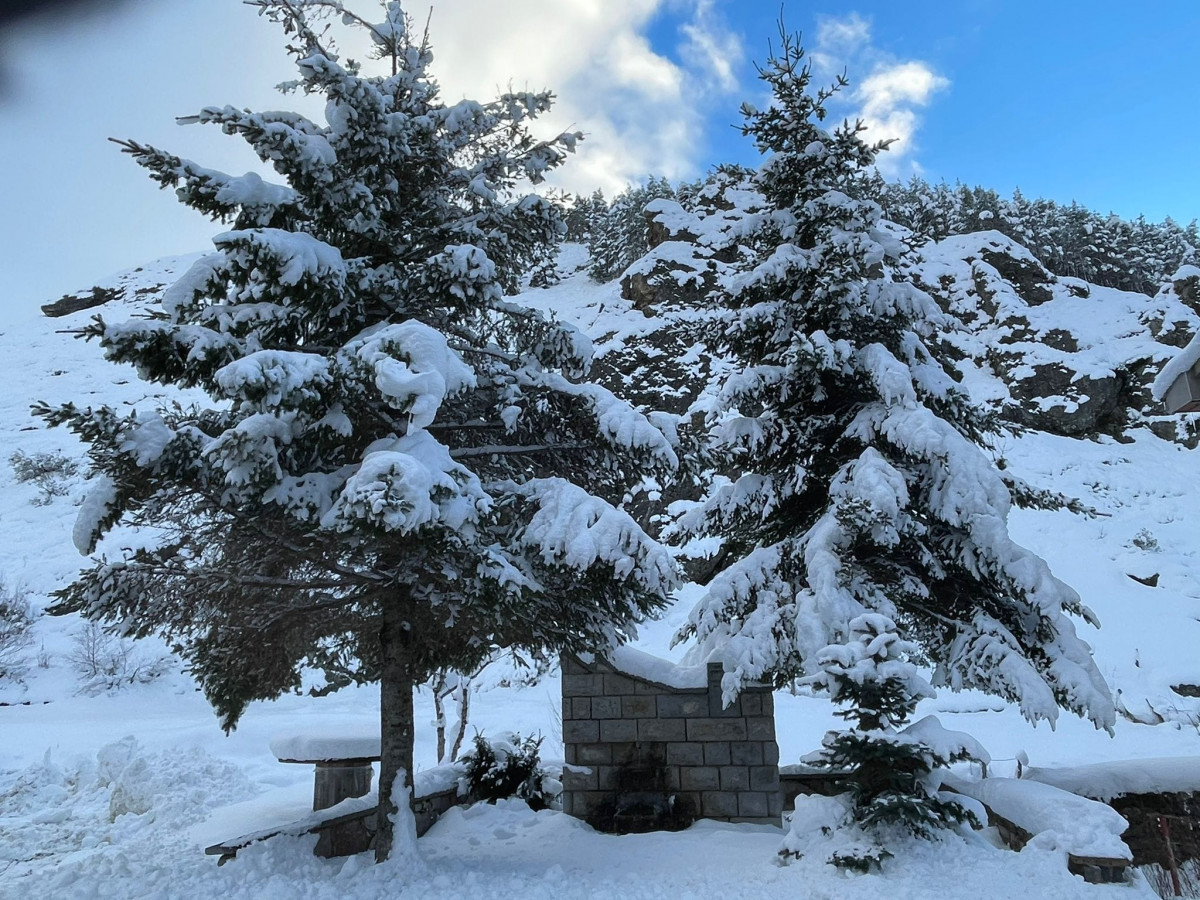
[204,732,466,863]
[268,731,381,811]
[205,796,379,864]
[202,786,464,863]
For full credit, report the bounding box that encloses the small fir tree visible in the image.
[39,0,676,862]
[803,615,981,868]
[672,30,1114,858]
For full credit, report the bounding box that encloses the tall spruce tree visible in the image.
[672,31,1114,858]
[39,0,676,862]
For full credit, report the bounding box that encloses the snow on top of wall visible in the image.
[1023,757,1200,801]
[590,645,711,689]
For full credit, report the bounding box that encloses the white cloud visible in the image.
[810,12,871,76]
[410,0,742,197]
[0,1,746,324]
[810,14,948,177]
[679,0,743,95]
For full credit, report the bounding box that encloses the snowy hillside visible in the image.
[2,243,1199,898]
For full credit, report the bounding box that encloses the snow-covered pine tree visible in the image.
[563,189,606,244]
[38,0,677,862]
[799,615,983,870]
[672,30,1114,857]
[588,177,676,283]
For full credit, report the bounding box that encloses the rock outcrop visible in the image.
[918,232,1199,441]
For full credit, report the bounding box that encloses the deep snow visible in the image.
[2,247,1198,898]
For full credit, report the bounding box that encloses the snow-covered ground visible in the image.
[2,252,1198,898]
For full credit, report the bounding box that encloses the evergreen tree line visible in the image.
[567,171,1197,298]
[863,176,1198,295]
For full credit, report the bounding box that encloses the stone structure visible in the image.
[561,652,782,831]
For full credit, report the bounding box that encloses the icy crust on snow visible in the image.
[1023,757,1200,802]
[269,731,381,762]
[943,775,1131,861]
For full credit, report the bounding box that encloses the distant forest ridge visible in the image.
[568,173,1199,296]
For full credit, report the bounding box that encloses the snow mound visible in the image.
[602,645,709,689]
[943,775,1131,861]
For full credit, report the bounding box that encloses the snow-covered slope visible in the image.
[919,231,1200,441]
[2,245,1198,898]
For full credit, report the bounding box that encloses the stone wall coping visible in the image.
[576,647,710,690]
[568,648,772,694]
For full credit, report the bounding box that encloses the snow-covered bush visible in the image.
[801,616,984,868]
[68,622,170,693]
[1131,528,1161,552]
[779,793,894,872]
[9,450,79,506]
[0,577,33,681]
[461,732,558,810]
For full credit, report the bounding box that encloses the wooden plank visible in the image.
[205,787,463,862]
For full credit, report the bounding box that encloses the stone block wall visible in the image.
[561,652,782,829]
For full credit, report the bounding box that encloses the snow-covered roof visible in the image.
[1151,331,1200,402]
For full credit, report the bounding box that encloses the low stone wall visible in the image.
[561,652,782,829]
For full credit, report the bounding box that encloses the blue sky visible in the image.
[644,1,1200,223]
[0,0,1197,326]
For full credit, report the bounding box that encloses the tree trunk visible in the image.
[433,672,447,764]
[450,679,470,762]
[375,603,416,864]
